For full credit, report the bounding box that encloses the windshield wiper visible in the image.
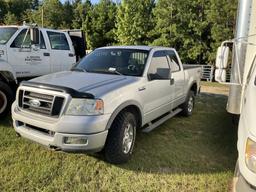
[71,67,87,72]
[108,67,123,75]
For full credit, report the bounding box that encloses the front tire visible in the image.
[0,81,14,118]
[181,90,195,117]
[104,111,137,164]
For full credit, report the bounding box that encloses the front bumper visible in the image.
[12,103,110,152]
[232,162,256,192]
[232,173,256,192]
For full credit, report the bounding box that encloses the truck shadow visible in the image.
[0,116,13,127]
[112,93,238,175]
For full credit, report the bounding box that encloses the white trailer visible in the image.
[215,0,256,191]
[0,24,85,117]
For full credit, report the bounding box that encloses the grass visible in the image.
[0,87,237,191]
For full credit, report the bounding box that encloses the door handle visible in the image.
[138,87,146,91]
[170,78,175,85]
[69,53,75,57]
[43,52,50,56]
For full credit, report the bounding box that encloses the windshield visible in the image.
[73,48,149,76]
[0,27,18,45]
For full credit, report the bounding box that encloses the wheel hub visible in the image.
[122,123,134,154]
[188,96,194,113]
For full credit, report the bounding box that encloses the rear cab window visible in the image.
[47,31,70,50]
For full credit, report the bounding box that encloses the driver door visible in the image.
[142,50,175,123]
[7,29,50,78]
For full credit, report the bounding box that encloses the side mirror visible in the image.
[31,44,39,51]
[30,28,39,45]
[216,46,229,69]
[215,45,230,82]
[215,68,227,82]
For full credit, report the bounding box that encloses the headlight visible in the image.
[66,99,104,116]
[245,138,256,173]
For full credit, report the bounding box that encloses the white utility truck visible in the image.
[0,25,85,117]
[215,0,256,191]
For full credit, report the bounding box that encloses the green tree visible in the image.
[72,0,91,29]
[28,0,64,28]
[84,0,117,49]
[0,0,7,24]
[62,0,74,28]
[151,0,211,64]
[6,0,39,18]
[3,11,18,25]
[207,0,237,63]
[115,0,155,45]
[1,0,39,24]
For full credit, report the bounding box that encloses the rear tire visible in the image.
[104,111,137,164]
[180,90,195,117]
[0,81,14,118]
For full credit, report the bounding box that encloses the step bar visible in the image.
[142,108,182,133]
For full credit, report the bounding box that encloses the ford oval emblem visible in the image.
[29,99,41,108]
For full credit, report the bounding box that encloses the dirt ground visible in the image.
[200,82,230,96]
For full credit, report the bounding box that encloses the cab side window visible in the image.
[10,29,31,48]
[166,50,180,72]
[47,31,70,50]
[148,51,170,79]
[10,29,46,49]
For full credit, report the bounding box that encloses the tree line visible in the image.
[0,0,237,64]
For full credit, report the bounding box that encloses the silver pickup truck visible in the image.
[12,46,201,164]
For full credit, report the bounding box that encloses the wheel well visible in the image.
[0,71,16,83]
[190,83,197,95]
[0,72,17,91]
[117,105,142,129]
[0,74,6,82]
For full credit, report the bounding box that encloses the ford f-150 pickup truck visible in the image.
[12,46,201,164]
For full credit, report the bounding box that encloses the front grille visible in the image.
[18,90,65,117]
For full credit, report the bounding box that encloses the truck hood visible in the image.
[30,71,138,96]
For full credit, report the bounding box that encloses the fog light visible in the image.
[63,137,88,145]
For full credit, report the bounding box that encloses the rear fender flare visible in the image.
[187,80,198,96]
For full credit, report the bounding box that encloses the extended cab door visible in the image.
[46,31,76,72]
[142,50,175,123]
[7,28,50,78]
[166,50,185,107]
